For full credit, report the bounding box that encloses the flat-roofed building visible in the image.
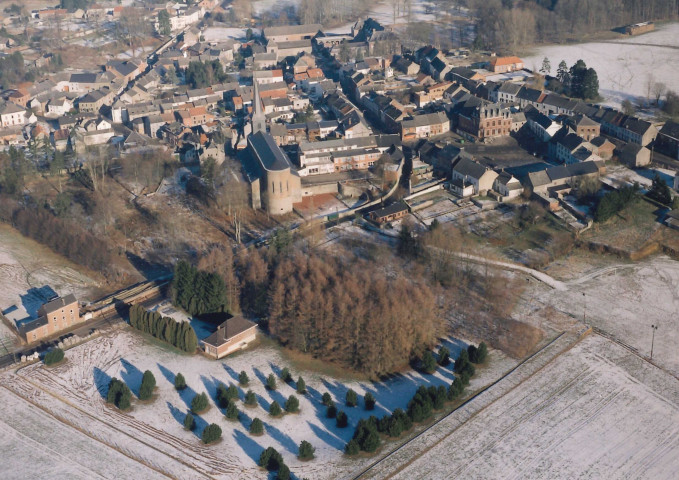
[202,316,258,359]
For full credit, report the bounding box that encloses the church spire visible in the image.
[251,77,266,135]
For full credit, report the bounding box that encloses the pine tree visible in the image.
[174,372,187,390]
[336,410,348,428]
[345,439,360,455]
[216,383,230,408]
[296,376,306,394]
[269,401,282,417]
[476,342,488,363]
[438,346,451,366]
[239,371,249,386]
[184,412,196,430]
[648,174,672,205]
[267,374,277,390]
[346,389,358,407]
[201,423,222,444]
[364,392,376,410]
[285,395,300,413]
[582,68,599,99]
[226,384,239,402]
[44,348,64,365]
[277,463,290,480]
[250,417,264,435]
[421,351,437,373]
[321,392,333,406]
[244,390,257,406]
[327,405,337,418]
[139,370,156,400]
[259,447,284,471]
[298,440,315,460]
[191,392,209,413]
[280,367,292,382]
[226,402,239,420]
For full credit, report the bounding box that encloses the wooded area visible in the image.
[128,304,199,353]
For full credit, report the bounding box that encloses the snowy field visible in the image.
[0,328,513,479]
[524,22,679,109]
[0,224,100,337]
[381,334,679,479]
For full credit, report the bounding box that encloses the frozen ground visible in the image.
[378,334,679,479]
[524,22,679,109]
[1,328,513,479]
[0,224,100,338]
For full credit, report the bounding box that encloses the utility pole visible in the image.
[582,292,586,322]
[650,324,658,360]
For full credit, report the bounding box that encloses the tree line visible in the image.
[171,260,231,317]
[129,304,198,353]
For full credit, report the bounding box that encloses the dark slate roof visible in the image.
[202,316,257,347]
[375,134,402,149]
[371,201,409,218]
[623,117,653,135]
[249,131,293,171]
[498,82,522,95]
[659,120,679,140]
[542,94,577,110]
[69,73,98,83]
[517,87,544,102]
[454,157,487,179]
[560,132,586,151]
[39,294,77,315]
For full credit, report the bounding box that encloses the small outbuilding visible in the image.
[202,316,258,359]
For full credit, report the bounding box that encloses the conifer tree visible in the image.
[250,417,264,435]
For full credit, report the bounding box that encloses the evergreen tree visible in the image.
[174,372,187,390]
[296,376,306,394]
[226,384,239,402]
[556,60,569,87]
[184,412,196,430]
[582,68,599,99]
[336,410,348,428]
[107,378,132,410]
[139,370,156,400]
[364,392,376,410]
[201,423,222,444]
[438,346,451,366]
[648,174,672,205]
[245,390,257,406]
[226,402,239,420]
[345,439,360,455]
[321,392,333,406]
[250,417,264,435]
[280,367,292,382]
[298,440,315,460]
[157,9,171,36]
[277,464,290,480]
[540,57,551,75]
[216,383,230,408]
[239,370,249,386]
[267,374,277,390]
[269,401,282,416]
[327,405,337,419]
[476,342,488,363]
[258,447,284,471]
[191,392,209,413]
[285,395,300,413]
[448,377,465,400]
[346,389,358,407]
[44,348,64,365]
[421,351,437,373]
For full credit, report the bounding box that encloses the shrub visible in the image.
[336,410,348,428]
[269,401,282,416]
[277,463,290,480]
[201,423,222,444]
[244,390,257,406]
[250,417,264,435]
[280,367,292,382]
[346,389,358,407]
[448,377,464,400]
[191,392,209,413]
[139,370,156,400]
[438,346,451,366]
[345,439,360,455]
[107,377,132,410]
[226,402,239,420]
[468,342,488,363]
[174,372,187,390]
[364,392,376,410]
[321,392,333,406]
[44,348,64,366]
[327,405,337,418]
[298,440,315,460]
[285,395,299,413]
[267,374,277,390]
[226,384,239,401]
[421,350,437,373]
[296,376,306,394]
[216,384,230,408]
[239,370,249,385]
[184,412,196,430]
[454,349,475,380]
[258,446,284,471]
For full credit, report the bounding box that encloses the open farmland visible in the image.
[0,328,513,480]
[523,22,679,109]
[366,333,679,480]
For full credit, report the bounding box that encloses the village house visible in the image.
[78,87,115,113]
[264,24,322,43]
[18,294,81,343]
[656,121,679,160]
[566,114,600,141]
[451,157,498,196]
[401,111,450,141]
[489,56,524,73]
[369,201,409,224]
[202,316,258,359]
[0,101,27,127]
[455,100,512,140]
[493,171,524,200]
[618,143,651,167]
[528,161,602,196]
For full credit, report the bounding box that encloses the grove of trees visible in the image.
[128,304,198,353]
[107,378,132,410]
[595,184,639,222]
[186,60,228,89]
[171,260,230,316]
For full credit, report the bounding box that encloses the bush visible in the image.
[346,389,358,407]
[267,374,277,390]
[296,376,306,394]
[364,392,376,410]
[336,410,348,428]
[321,392,333,406]
[469,342,488,364]
[258,446,284,471]
[107,377,132,410]
[448,377,464,400]
[327,405,337,418]
[216,384,230,408]
[226,402,239,420]
[345,439,360,455]
[239,371,249,386]
[285,395,300,413]
[244,390,257,406]
[438,346,451,366]
[201,423,222,444]
[184,412,196,430]
[174,372,187,390]
[139,370,156,400]
[269,401,282,417]
[298,440,315,460]
[280,367,292,382]
[226,384,239,401]
[191,392,209,413]
[44,348,64,365]
[250,417,264,435]
[277,463,290,480]
[421,350,437,373]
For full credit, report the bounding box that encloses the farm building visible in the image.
[202,316,258,359]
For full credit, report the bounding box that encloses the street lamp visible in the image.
[650,324,659,360]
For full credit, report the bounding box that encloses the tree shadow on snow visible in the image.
[157,363,176,385]
[167,401,208,439]
[307,420,345,451]
[222,364,241,384]
[262,420,298,454]
[93,367,112,400]
[233,429,265,465]
[120,358,143,397]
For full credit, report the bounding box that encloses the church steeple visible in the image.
[251,77,266,135]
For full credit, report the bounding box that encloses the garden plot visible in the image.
[385,334,679,480]
[2,329,512,479]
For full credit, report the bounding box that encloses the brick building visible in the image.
[202,316,258,359]
[18,294,81,343]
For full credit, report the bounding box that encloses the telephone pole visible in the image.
[650,324,658,360]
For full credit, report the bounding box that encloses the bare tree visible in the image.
[652,81,667,106]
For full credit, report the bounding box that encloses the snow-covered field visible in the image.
[524,23,679,109]
[0,224,100,336]
[381,334,679,479]
[0,328,512,479]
